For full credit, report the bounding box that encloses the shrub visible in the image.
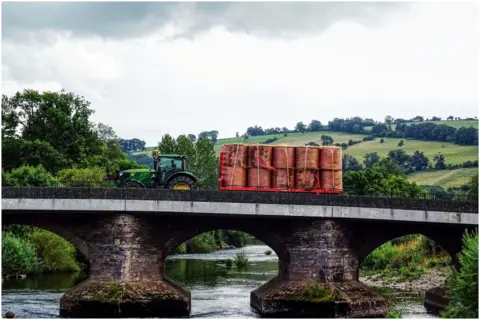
[2,165,58,187]
[264,250,273,255]
[2,231,38,275]
[27,228,81,273]
[57,167,110,187]
[234,250,249,268]
[442,231,478,318]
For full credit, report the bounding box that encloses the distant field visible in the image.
[408,168,478,188]
[344,138,478,165]
[365,120,478,132]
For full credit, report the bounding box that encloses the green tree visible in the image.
[363,152,380,169]
[2,165,58,187]
[467,174,478,200]
[176,135,196,170]
[2,232,38,275]
[158,134,177,154]
[442,231,478,318]
[57,167,110,187]
[343,159,428,198]
[191,138,218,188]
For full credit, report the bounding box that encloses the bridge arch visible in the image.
[359,234,452,276]
[163,226,288,277]
[1,220,90,262]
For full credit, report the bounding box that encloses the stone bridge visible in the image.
[2,187,478,318]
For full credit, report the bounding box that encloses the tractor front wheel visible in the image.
[166,175,197,190]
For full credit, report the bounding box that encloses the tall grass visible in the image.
[234,250,249,268]
[361,235,451,281]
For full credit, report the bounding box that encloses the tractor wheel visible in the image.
[166,175,197,190]
[124,180,145,188]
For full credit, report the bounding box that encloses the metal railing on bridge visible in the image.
[2,180,478,214]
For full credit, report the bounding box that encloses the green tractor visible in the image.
[118,150,197,190]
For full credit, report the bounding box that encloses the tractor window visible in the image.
[160,157,182,170]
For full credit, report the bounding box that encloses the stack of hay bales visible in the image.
[294,146,321,190]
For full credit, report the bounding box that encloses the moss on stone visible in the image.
[284,281,335,303]
[90,281,124,302]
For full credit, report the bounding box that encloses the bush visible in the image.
[57,167,110,187]
[2,165,58,187]
[27,228,81,273]
[442,231,478,318]
[265,250,273,255]
[234,250,249,268]
[186,233,217,253]
[2,231,38,275]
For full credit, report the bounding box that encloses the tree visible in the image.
[158,134,177,154]
[95,123,117,141]
[442,231,478,318]
[343,159,427,198]
[433,153,446,170]
[342,155,363,173]
[467,174,478,200]
[384,115,394,125]
[187,134,196,143]
[321,135,334,146]
[398,140,404,147]
[190,138,218,188]
[198,130,219,143]
[2,90,104,171]
[412,115,424,122]
[410,151,429,171]
[447,115,454,121]
[380,138,384,143]
[176,135,196,169]
[363,152,380,169]
[2,165,58,187]
[295,122,307,133]
[307,120,322,132]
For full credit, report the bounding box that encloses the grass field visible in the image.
[344,138,478,165]
[408,168,478,188]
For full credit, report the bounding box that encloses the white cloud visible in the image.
[2,2,477,146]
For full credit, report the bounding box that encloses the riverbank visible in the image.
[360,268,450,292]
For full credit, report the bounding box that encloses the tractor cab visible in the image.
[152,151,188,186]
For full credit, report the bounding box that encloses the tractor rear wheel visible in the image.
[124,180,145,188]
[166,175,197,190]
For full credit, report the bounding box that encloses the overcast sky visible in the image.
[2,1,478,145]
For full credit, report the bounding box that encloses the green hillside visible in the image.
[408,168,478,188]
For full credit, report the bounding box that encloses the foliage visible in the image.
[363,152,380,169]
[1,90,141,177]
[343,159,429,198]
[342,154,364,173]
[264,250,273,255]
[57,167,111,187]
[185,232,217,253]
[385,308,403,318]
[442,231,478,318]
[118,138,146,153]
[2,165,58,187]
[2,231,38,275]
[467,174,478,200]
[361,235,451,281]
[27,228,81,273]
[234,250,249,268]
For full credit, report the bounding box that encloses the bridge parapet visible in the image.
[2,187,478,213]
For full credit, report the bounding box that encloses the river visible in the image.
[1,245,436,318]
